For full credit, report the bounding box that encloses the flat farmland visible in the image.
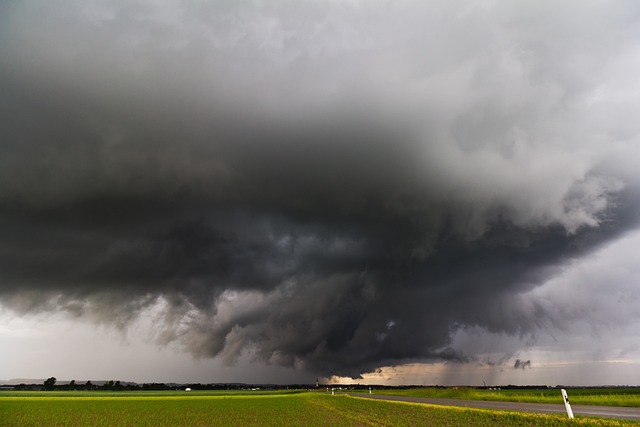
[2,390,640,426]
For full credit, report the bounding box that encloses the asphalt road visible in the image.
[348,393,640,421]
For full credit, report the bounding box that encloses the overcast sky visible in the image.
[2,0,640,386]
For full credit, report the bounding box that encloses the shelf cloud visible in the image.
[1,0,640,378]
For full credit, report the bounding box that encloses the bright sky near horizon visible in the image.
[2,0,640,386]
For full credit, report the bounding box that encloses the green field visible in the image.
[1,390,639,426]
[363,387,640,407]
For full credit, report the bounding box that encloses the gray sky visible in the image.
[1,0,640,385]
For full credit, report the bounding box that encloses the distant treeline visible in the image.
[11,380,318,391]
[8,381,639,392]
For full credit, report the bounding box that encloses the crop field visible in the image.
[1,390,640,426]
[364,387,640,407]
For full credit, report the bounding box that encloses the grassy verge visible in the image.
[1,391,639,426]
[356,387,640,407]
[326,394,640,426]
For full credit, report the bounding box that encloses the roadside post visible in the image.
[561,389,574,419]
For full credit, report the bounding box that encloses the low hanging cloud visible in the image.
[513,359,532,370]
[1,0,640,378]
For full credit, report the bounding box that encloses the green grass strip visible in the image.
[2,391,640,426]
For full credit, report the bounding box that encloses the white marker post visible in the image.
[561,389,574,419]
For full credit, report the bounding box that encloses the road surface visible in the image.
[348,393,640,421]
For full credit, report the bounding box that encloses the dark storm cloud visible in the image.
[513,359,531,370]
[1,1,640,378]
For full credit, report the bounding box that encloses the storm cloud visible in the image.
[513,359,531,370]
[1,1,640,378]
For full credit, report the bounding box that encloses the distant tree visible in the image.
[69,380,76,389]
[114,380,122,390]
[85,380,93,390]
[43,377,57,390]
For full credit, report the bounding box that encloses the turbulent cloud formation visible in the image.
[513,359,531,370]
[1,1,640,378]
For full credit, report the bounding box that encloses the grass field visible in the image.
[1,390,640,426]
[362,387,640,407]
